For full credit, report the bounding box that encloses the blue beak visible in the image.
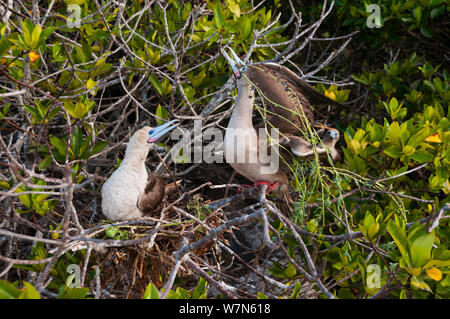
[221,47,246,79]
[147,119,180,143]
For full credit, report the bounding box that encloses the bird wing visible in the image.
[137,174,165,214]
[254,63,343,107]
[280,135,315,157]
[279,129,341,160]
[247,63,342,135]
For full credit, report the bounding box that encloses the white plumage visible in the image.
[101,126,151,221]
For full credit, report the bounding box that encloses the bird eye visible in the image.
[148,130,154,136]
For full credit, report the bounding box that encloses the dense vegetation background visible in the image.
[0,0,448,299]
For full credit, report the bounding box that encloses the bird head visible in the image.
[322,128,341,161]
[122,120,180,165]
[326,128,340,141]
[221,47,246,79]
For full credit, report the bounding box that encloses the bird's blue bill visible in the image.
[221,47,245,79]
[147,119,180,143]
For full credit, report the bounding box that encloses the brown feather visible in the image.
[247,63,341,134]
[138,174,165,214]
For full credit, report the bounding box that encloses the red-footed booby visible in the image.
[222,48,341,205]
[101,120,179,221]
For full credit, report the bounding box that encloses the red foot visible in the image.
[237,181,279,194]
[254,180,279,191]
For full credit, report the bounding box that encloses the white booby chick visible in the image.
[101,120,179,221]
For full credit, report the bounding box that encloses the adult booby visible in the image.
[222,47,341,204]
[101,120,179,221]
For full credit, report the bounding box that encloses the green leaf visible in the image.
[175,287,190,299]
[399,289,407,299]
[50,136,67,156]
[229,1,241,17]
[21,20,32,48]
[31,24,42,49]
[284,263,297,278]
[81,38,92,60]
[386,121,401,145]
[409,230,434,268]
[58,287,89,299]
[0,36,12,57]
[87,141,108,158]
[155,104,169,126]
[40,27,55,42]
[240,15,252,39]
[214,3,225,29]
[143,283,160,299]
[0,280,21,299]
[383,144,402,159]
[338,288,355,299]
[418,61,436,77]
[431,5,445,18]
[257,291,268,299]
[428,0,444,7]
[149,74,163,95]
[18,282,40,299]
[363,211,375,230]
[410,276,432,292]
[105,227,119,238]
[407,127,431,146]
[192,277,207,299]
[387,220,410,263]
[86,78,97,91]
[414,6,422,24]
[289,282,302,299]
[402,145,415,156]
[411,150,434,163]
[368,223,380,240]
[38,155,52,171]
[423,259,450,269]
[71,127,82,157]
[24,105,43,122]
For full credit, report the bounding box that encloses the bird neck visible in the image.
[121,141,151,170]
[229,79,254,128]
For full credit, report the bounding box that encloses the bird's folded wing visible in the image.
[138,174,166,214]
[254,63,343,108]
[280,133,339,159]
[280,135,315,157]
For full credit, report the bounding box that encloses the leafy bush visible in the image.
[0,0,448,299]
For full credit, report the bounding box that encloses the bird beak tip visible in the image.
[147,120,180,144]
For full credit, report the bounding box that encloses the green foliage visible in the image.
[0,0,447,300]
[143,277,208,299]
[47,126,108,166]
[0,178,57,216]
[104,226,129,240]
[386,220,449,295]
[343,96,448,193]
[304,0,448,48]
[0,280,40,299]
